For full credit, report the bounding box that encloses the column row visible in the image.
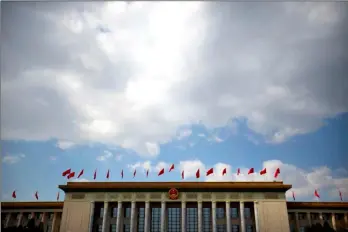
[93,200,259,232]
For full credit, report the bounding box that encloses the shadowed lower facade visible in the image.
[1,181,348,232]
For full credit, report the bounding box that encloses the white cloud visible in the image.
[2,153,25,164]
[128,161,152,173]
[56,140,75,150]
[96,150,113,161]
[49,156,57,161]
[2,2,347,155]
[198,133,206,137]
[145,142,160,157]
[115,154,123,161]
[177,129,192,140]
[178,160,206,179]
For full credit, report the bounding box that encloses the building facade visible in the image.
[1,181,348,232]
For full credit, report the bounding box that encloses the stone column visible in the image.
[254,201,260,232]
[17,213,23,227]
[144,201,150,232]
[331,213,336,231]
[116,201,123,232]
[40,212,47,228]
[344,213,348,229]
[240,201,245,232]
[198,201,203,232]
[226,201,231,232]
[295,212,300,231]
[52,212,58,232]
[181,201,186,232]
[130,201,136,232]
[102,201,109,232]
[89,201,95,232]
[161,201,166,232]
[307,212,312,226]
[319,212,324,226]
[5,213,11,228]
[212,201,217,232]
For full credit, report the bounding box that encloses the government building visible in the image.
[1,181,348,232]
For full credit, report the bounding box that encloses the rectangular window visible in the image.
[124,224,130,232]
[100,208,104,218]
[232,224,239,232]
[138,208,145,232]
[231,208,239,218]
[299,227,305,232]
[46,225,52,232]
[110,224,117,232]
[187,208,197,232]
[311,213,319,220]
[125,208,131,218]
[203,208,211,232]
[217,224,226,232]
[244,208,251,219]
[298,213,306,220]
[216,208,225,219]
[167,208,180,232]
[246,225,253,232]
[98,224,102,232]
[112,208,118,218]
[151,208,161,232]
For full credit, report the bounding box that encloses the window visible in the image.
[187,208,197,232]
[138,208,145,232]
[290,223,296,232]
[299,227,305,232]
[151,208,161,232]
[216,208,225,219]
[246,225,253,232]
[244,208,251,219]
[49,213,54,220]
[100,208,104,218]
[110,224,117,232]
[203,208,211,232]
[97,224,102,232]
[112,208,118,218]
[217,224,226,232]
[335,213,344,220]
[125,208,131,218]
[124,224,130,232]
[298,213,306,220]
[46,225,52,232]
[322,213,330,220]
[167,208,180,232]
[310,213,319,220]
[231,208,239,218]
[232,224,239,232]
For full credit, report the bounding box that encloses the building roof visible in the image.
[58,181,292,193]
[287,202,348,210]
[1,202,64,210]
[2,201,347,210]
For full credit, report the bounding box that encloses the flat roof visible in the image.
[58,181,292,193]
[2,201,348,210]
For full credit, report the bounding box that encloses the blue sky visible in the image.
[2,113,348,202]
[1,2,348,203]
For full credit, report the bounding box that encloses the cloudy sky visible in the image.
[1,2,348,202]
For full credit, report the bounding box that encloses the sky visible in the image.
[1,2,348,202]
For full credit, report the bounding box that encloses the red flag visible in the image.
[77,169,84,178]
[34,191,39,200]
[292,191,295,201]
[57,192,60,201]
[248,168,254,175]
[121,169,124,179]
[339,190,343,201]
[146,169,149,178]
[12,190,16,199]
[314,189,320,198]
[196,169,200,178]
[158,168,164,176]
[237,168,240,175]
[67,172,75,179]
[106,169,110,179]
[206,168,214,176]
[133,169,137,178]
[260,168,267,175]
[181,170,184,179]
[62,168,71,177]
[222,168,227,176]
[169,164,174,172]
[274,168,280,178]
[93,169,97,180]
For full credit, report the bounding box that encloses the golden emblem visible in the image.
[168,188,179,200]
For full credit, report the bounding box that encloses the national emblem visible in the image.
[168,188,179,200]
